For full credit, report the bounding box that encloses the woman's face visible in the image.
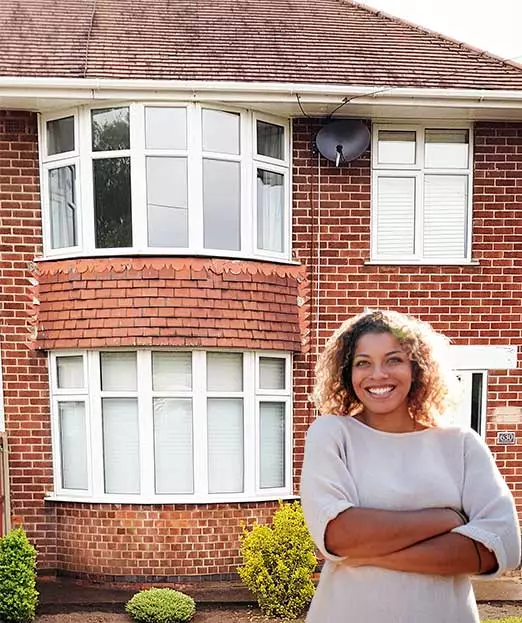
[351,331,413,421]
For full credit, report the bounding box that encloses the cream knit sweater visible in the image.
[301,415,521,623]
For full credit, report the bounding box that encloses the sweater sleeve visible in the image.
[300,416,359,562]
[451,429,521,577]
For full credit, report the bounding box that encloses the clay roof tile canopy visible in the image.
[1,0,522,89]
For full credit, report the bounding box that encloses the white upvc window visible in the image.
[371,123,473,263]
[49,350,292,502]
[40,105,290,261]
[450,370,487,436]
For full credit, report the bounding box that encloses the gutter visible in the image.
[2,77,522,108]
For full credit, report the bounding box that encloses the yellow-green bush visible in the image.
[125,588,195,623]
[0,527,38,622]
[238,501,317,619]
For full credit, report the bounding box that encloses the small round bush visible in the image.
[125,588,195,623]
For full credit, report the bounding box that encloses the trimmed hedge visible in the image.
[126,587,195,623]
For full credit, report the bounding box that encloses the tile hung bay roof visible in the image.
[2,0,522,90]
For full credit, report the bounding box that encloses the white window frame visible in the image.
[47,349,293,503]
[40,104,291,262]
[370,121,473,264]
[452,370,488,437]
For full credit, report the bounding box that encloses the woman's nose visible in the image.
[370,363,389,379]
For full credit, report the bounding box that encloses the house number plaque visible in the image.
[496,431,516,445]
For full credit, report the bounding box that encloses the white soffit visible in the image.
[449,345,518,370]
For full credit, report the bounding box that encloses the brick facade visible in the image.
[1,110,521,580]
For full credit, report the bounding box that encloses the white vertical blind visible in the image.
[207,398,244,493]
[152,352,192,391]
[102,398,140,494]
[207,353,243,391]
[259,402,285,489]
[259,358,285,390]
[423,175,467,259]
[56,356,84,389]
[376,176,416,257]
[59,401,88,490]
[154,398,193,494]
[100,352,137,391]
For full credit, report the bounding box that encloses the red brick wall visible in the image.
[34,257,305,351]
[0,111,56,564]
[292,119,522,516]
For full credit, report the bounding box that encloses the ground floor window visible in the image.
[49,350,292,502]
[451,370,487,435]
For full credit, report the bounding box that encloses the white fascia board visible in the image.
[3,77,522,109]
[449,345,518,370]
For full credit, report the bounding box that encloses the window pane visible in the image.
[59,402,88,490]
[49,165,77,249]
[93,157,132,248]
[47,116,74,155]
[203,159,240,251]
[423,175,467,258]
[425,129,469,169]
[152,352,192,391]
[260,402,285,489]
[257,169,284,253]
[207,353,243,391]
[376,176,416,256]
[202,109,240,155]
[257,121,284,160]
[146,157,188,247]
[378,130,416,165]
[154,398,193,494]
[145,107,187,150]
[100,352,137,391]
[91,108,130,151]
[102,398,140,494]
[259,358,285,390]
[207,398,244,493]
[56,356,83,389]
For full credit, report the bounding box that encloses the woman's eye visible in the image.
[388,357,403,364]
[354,360,369,367]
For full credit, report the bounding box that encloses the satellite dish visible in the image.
[315,119,370,166]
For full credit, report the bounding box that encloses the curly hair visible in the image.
[312,309,460,427]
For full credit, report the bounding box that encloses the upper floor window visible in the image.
[371,124,472,263]
[49,349,292,502]
[41,105,290,261]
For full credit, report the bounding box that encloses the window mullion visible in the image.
[192,351,207,496]
[242,111,253,255]
[244,353,256,495]
[80,109,95,255]
[138,350,154,497]
[189,104,203,251]
[130,103,147,251]
[88,352,104,496]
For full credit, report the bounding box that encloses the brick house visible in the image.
[0,0,521,582]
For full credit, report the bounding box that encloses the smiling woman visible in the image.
[301,309,521,623]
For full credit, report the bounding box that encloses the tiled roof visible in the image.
[2,0,522,89]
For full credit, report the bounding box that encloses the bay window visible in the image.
[371,123,472,263]
[41,105,290,260]
[49,350,292,502]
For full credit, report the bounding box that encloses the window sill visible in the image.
[365,259,480,266]
[44,493,299,505]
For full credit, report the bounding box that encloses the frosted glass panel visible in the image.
[376,176,416,256]
[146,157,188,247]
[56,356,84,389]
[102,398,140,494]
[378,130,416,165]
[59,401,88,490]
[145,107,187,150]
[203,159,240,251]
[154,398,193,494]
[207,398,244,493]
[260,402,285,489]
[257,169,284,253]
[259,358,285,390]
[152,352,192,391]
[423,175,467,258]
[425,130,469,169]
[100,352,137,391]
[202,109,240,155]
[207,353,243,391]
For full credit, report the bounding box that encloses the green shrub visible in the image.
[125,588,195,623]
[0,527,38,622]
[238,501,317,619]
